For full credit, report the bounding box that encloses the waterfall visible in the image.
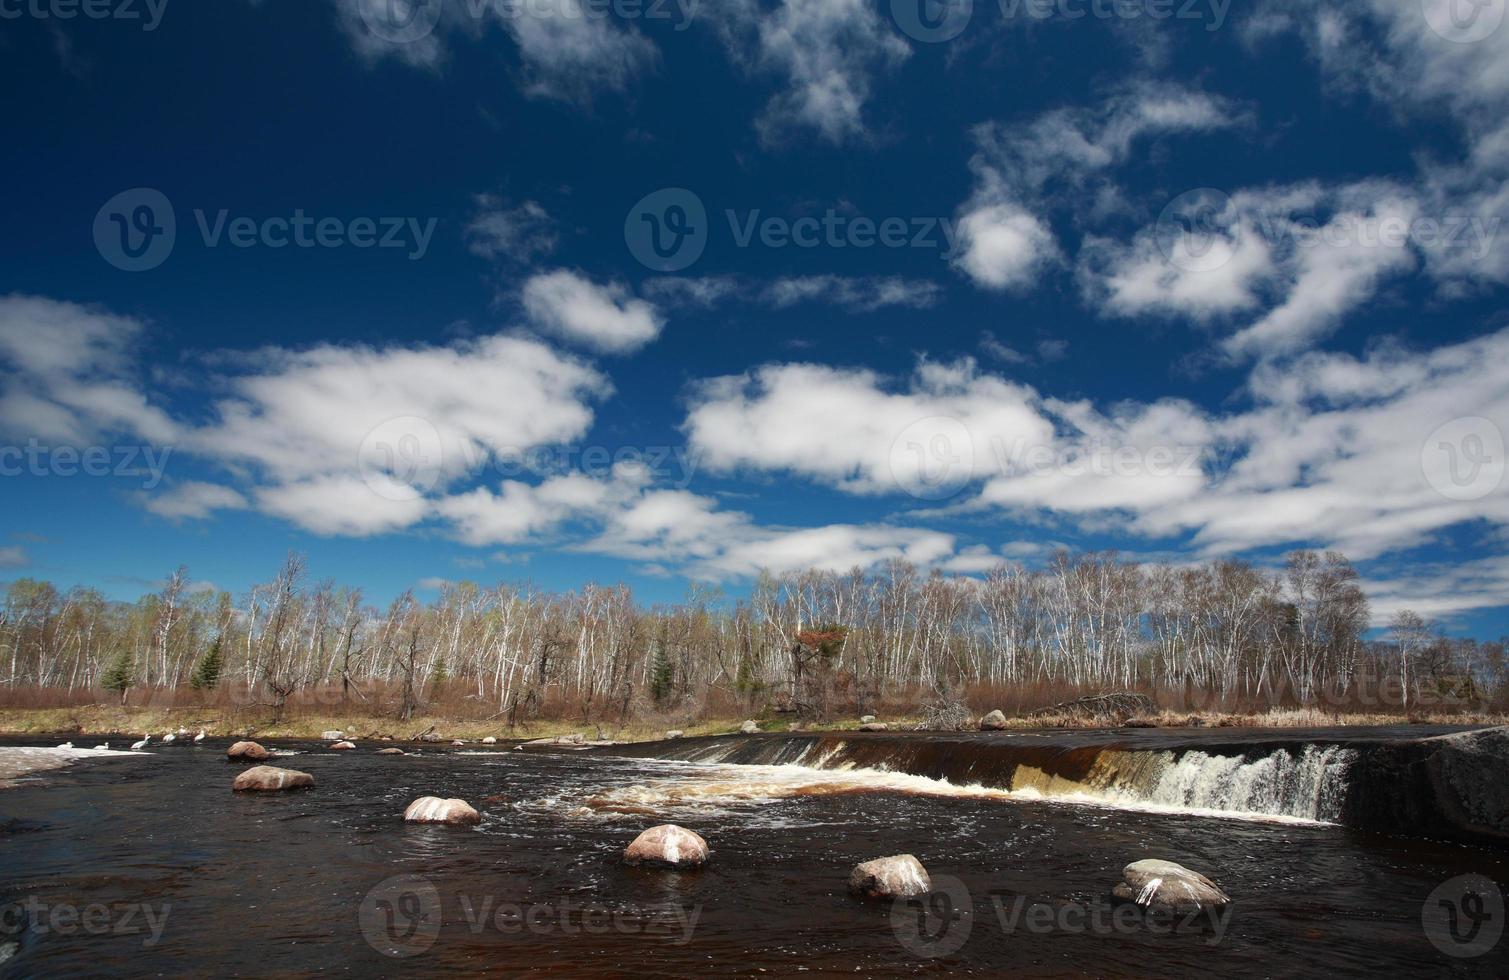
[616,734,1359,823]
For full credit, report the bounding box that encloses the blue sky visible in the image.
[1,0,1507,632]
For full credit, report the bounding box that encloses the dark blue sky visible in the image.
[1,0,1506,632]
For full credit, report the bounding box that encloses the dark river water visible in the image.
[1,730,1505,977]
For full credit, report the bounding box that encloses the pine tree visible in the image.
[190,637,224,691]
[650,640,674,705]
[101,649,135,705]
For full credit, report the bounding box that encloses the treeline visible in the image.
[1,551,1505,723]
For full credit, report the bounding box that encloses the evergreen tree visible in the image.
[190,637,224,691]
[650,639,674,705]
[101,649,134,705]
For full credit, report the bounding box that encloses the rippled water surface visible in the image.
[1,733,1505,977]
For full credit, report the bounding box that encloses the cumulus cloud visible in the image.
[713,0,910,145]
[954,84,1242,290]
[521,270,664,354]
[140,482,250,521]
[465,196,557,263]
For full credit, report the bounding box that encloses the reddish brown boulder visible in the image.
[232,765,314,792]
[227,740,270,761]
[403,797,482,826]
[623,824,709,869]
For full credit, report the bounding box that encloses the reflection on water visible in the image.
[0,734,1504,977]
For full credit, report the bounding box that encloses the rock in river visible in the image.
[374,748,405,755]
[1112,860,1230,914]
[740,720,760,734]
[329,741,356,750]
[403,797,482,825]
[979,710,1008,731]
[623,824,709,869]
[227,740,271,761]
[848,855,930,898]
[232,765,314,792]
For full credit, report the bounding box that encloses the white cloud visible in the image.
[140,482,250,521]
[644,275,942,312]
[714,0,910,145]
[465,196,557,263]
[521,270,664,354]
[0,546,28,569]
[954,84,1241,290]
[256,476,432,537]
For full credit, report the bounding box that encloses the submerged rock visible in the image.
[232,765,314,792]
[740,720,760,734]
[623,824,709,869]
[979,710,1008,731]
[849,855,930,899]
[403,796,482,826]
[226,740,270,761]
[1112,860,1230,914]
[330,741,356,750]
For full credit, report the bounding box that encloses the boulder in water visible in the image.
[979,710,1008,731]
[849,855,930,898]
[520,733,586,749]
[859,723,889,732]
[375,748,405,755]
[227,740,271,761]
[1112,860,1230,914]
[623,824,709,869]
[321,730,344,740]
[1122,717,1159,729]
[232,765,314,792]
[451,739,465,747]
[482,736,497,745]
[330,741,356,750]
[740,720,760,734]
[1420,726,1509,840]
[403,796,482,825]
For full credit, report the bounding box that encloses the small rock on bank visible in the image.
[859,723,889,732]
[979,710,1008,731]
[623,824,709,869]
[321,730,344,740]
[849,855,931,898]
[740,720,760,734]
[1111,860,1230,914]
[227,740,271,761]
[403,797,482,826]
[232,765,314,792]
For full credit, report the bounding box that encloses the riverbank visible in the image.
[0,704,1502,742]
